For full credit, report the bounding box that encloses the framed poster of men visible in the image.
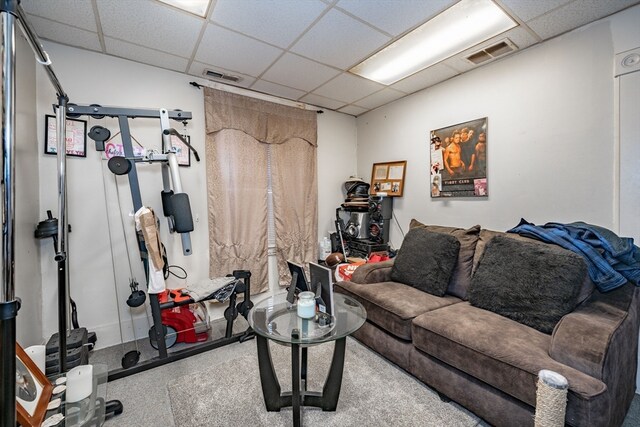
[430,117,487,198]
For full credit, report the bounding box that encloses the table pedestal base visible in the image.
[256,334,347,426]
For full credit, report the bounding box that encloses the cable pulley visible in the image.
[107,156,132,175]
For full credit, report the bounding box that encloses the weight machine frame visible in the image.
[1,1,72,425]
[69,103,254,381]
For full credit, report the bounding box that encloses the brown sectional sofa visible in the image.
[335,222,640,427]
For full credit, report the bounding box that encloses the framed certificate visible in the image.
[44,115,87,157]
[171,134,191,167]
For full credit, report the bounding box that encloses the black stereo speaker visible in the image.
[368,196,393,244]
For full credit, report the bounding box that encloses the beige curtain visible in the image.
[271,139,317,286]
[204,88,317,293]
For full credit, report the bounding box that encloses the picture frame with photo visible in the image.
[171,134,191,167]
[44,115,87,157]
[370,161,407,197]
[16,343,53,427]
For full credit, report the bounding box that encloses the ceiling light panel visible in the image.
[350,0,517,85]
[156,0,210,17]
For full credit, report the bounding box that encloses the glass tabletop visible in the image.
[248,292,366,345]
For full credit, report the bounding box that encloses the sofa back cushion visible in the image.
[474,229,595,305]
[390,228,460,297]
[410,219,480,299]
[468,235,588,334]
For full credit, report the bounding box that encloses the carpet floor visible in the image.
[104,337,482,426]
[167,338,479,427]
[102,335,640,426]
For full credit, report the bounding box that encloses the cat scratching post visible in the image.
[535,369,569,427]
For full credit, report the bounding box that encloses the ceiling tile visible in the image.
[443,26,538,73]
[527,0,640,40]
[96,0,203,57]
[261,53,341,92]
[299,93,346,110]
[313,73,384,103]
[25,15,102,52]
[250,80,306,101]
[500,0,572,22]
[338,105,369,116]
[336,0,453,36]
[354,88,405,109]
[391,63,458,94]
[21,0,97,32]
[104,37,189,73]
[291,9,390,69]
[188,62,256,88]
[195,24,283,77]
[211,0,327,48]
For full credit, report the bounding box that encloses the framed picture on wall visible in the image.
[44,115,87,157]
[430,117,487,198]
[16,343,53,427]
[370,160,407,197]
[171,134,191,167]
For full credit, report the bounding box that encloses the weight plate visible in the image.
[107,156,132,175]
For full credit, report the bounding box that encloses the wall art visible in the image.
[430,117,487,198]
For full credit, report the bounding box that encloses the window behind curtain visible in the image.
[203,88,317,293]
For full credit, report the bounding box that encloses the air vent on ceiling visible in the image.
[466,39,517,65]
[204,69,242,83]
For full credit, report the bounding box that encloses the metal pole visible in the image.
[1,6,18,426]
[14,3,66,98]
[55,98,69,372]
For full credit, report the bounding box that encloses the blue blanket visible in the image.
[508,219,640,292]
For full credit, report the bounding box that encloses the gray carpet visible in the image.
[167,338,479,427]
[102,334,640,426]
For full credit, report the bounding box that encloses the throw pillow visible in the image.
[473,229,595,304]
[390,228,460,297]
[468,235,588,334]
[409,219,480,299]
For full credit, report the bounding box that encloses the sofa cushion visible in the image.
[335,280,461,341]
[390,228,460,297]
[468,235,588,333]
[409,219,480,299]
[474,229,595,305]
[412,302,607,408]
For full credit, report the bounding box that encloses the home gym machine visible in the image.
[76,103,254,380]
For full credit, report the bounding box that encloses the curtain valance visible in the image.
[203,87,317,147]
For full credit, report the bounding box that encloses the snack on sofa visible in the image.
[335,220,640,427]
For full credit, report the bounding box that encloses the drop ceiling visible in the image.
[21,0,640,116]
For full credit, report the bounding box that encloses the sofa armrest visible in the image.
[349,259,395,284]
[549,284,639,381]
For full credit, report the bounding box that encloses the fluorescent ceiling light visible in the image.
[156,0,210,17]
[350,0,517,85]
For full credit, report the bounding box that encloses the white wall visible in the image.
[317,110,358,240]
[35,42,357,349]
[14,34,43,347]
[357,5,640,391]
[357,13,635,250]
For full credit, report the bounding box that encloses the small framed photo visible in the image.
[171,135,191,167]
[370,160,407,197]
[44,115,87,157]
[16,343,53,427]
